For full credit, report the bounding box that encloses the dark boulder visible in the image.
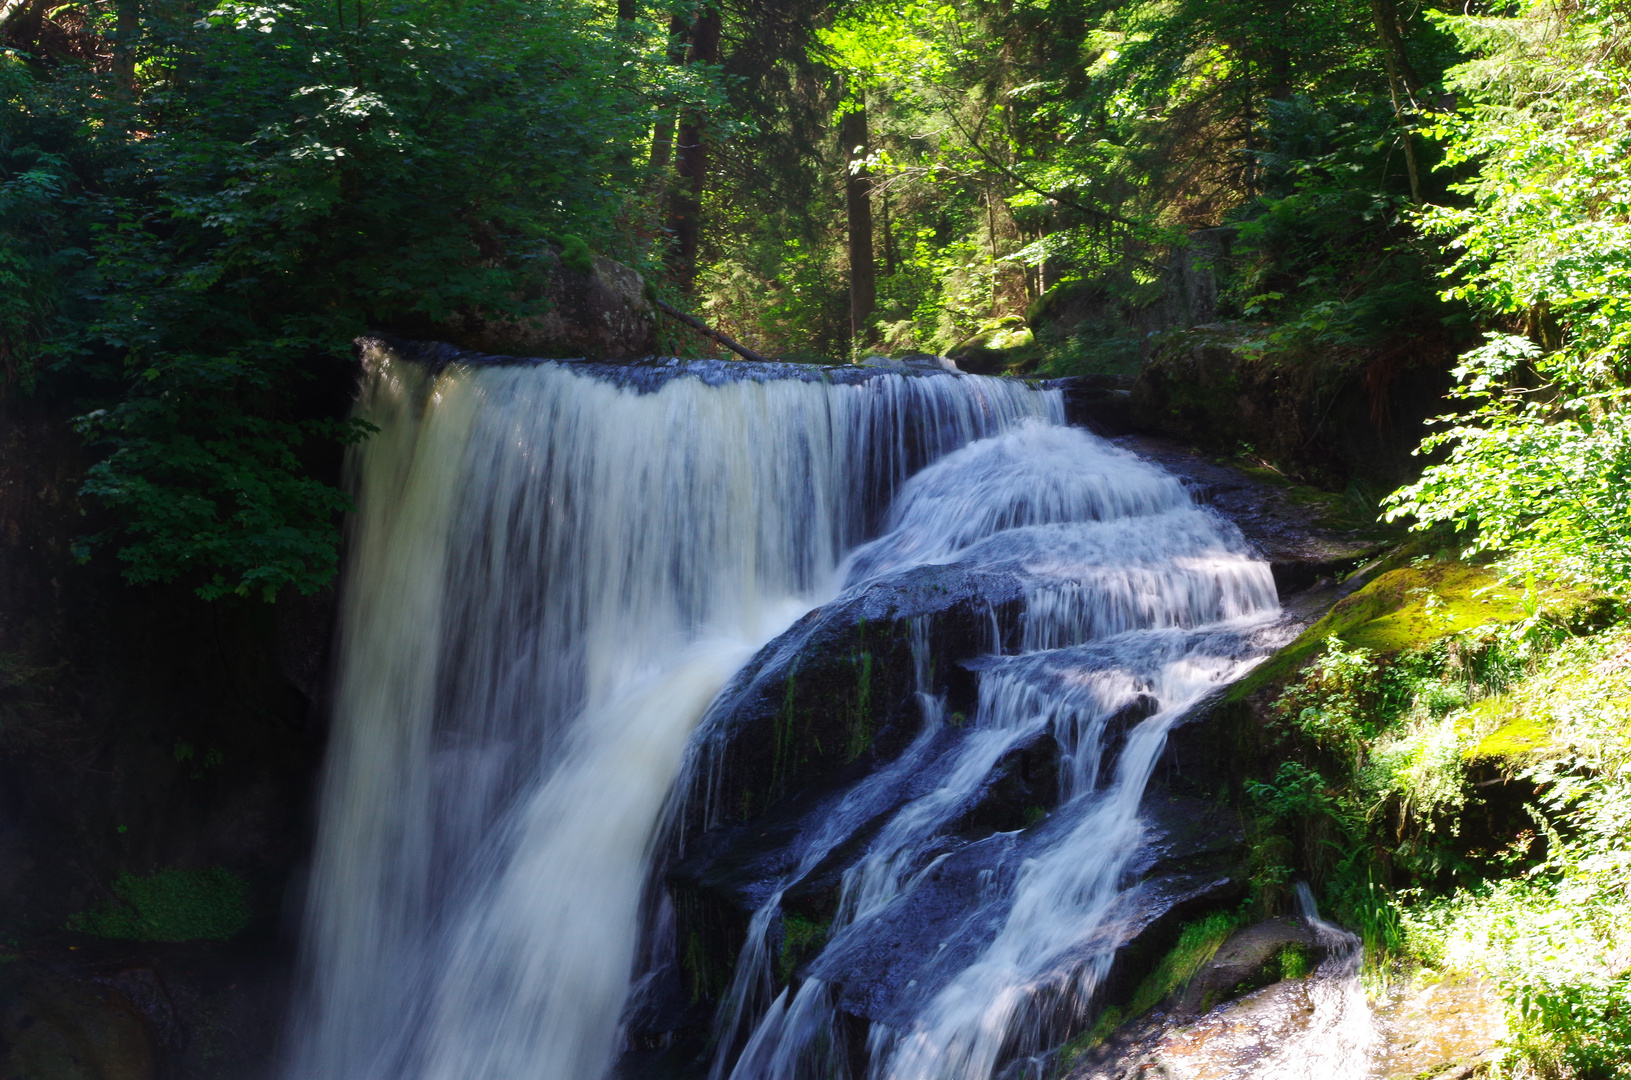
[425,250,657,360]
[0,963,154,1080]
[1129,323,1453,492]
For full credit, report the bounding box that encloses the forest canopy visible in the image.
[3,0,1629,605]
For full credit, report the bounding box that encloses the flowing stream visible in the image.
[286,345,1355,1080]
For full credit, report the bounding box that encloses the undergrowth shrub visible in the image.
[1247,614,1580,971]
[1255,621,1631,1074]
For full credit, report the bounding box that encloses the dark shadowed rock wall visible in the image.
[1129,325,1454,493]
[0,389,341,1080]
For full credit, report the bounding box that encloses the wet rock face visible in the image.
[1105,435,1397,601]
[669,563,1024,848]
[0,964,154,1080]
[804,784,1247,1030]
[658,562,1026,1013]
[1373,972,1504,1080]
[1070,932,1503,1080]
[637,574,1276,1067]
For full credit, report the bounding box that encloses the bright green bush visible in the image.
[1385,0,1631,593]
[1388,627,1631,1075]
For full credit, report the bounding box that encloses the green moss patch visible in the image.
[777,914,830,985]
[1469,708,1550,761]
[68,868,250,942]
[1335,564,1550,653]
[541,231,593,275]
[1127,911,1240,1016]
[1057,911,1240,1065]
[1230,559,1588,702]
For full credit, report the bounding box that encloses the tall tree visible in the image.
[669,5,720,294]
[648,12,689,183]
[839,94,876,350]
[1370,0,1423,202]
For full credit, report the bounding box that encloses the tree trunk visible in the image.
[113,0,140,92]
[1267,44,1292,101]
[1370,0,1424,98]
[647,15,689,189]
[840,102,876,352]
[668,6,719,295]
[616,0,636,20]
[1371,0,1422,202]
[1235,40,1256,194]
[880,187,896,278]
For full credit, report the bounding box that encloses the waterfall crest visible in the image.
[284,346,1057,1080]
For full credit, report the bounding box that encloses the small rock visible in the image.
[0,963,155,1080]
[1170,916,1320,1016]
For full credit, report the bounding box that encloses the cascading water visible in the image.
[1253,884,1378,1080]
[284,343,1056,1080]
[1134,884,1379,1079]
[670,423,1290,1080]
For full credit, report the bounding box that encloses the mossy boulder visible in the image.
[1292,561,1527,654]
[947,316,1039,374]
[1167,916,1319,1016]
[1227,557,1595,703]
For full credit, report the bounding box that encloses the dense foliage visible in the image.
[692,0,1462,371]
[2,0,706,597]
[1386,0,1631,593]
[1250,590,1631,1078]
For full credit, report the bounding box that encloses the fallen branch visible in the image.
[654,299,770,363]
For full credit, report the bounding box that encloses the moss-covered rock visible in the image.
[947,316,1040,374]
[1228,557,1595,703]
[1467,705,1550,762]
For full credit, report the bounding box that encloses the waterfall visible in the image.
[283,344,1058,1080]
[685,422,1286,1080]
